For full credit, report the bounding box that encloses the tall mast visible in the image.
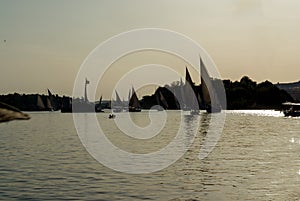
[84,78,90,102]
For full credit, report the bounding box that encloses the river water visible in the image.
[0,111,299,200]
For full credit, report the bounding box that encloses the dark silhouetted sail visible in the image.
[184,67,198,112]
[46,97,52,111]
[185,66,193,86]
[47,89,58,111]
[159,91,169,109]
[129,87,141,112]
[201,58,211,106]
[95,96,104,112]
[47,89,54,111]
[154,88,163,111]
[200,57,221,113]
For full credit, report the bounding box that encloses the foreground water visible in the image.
[0,111,300,200]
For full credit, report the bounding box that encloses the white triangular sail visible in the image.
[115,91,123,106]
[112,91,123,112]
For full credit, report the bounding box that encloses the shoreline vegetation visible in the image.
[0,76,297,112]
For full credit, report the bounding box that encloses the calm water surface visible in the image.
[0,111,300,200]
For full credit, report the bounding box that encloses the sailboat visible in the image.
[36,95,46,110]
[112,90,123,113]
[183,67,193,111]
[200,57,221,113]
[159,91,169,109]
[183,67,200,115]
[282,102,300,117]
[122,89,131,112]
[61,78,104,113]
[154,88,162,111]
[47,89,57,111]
[154,89,169,111]
[95,96,104,112]
[189,91,200,115]
[129,87,141,112]
[46,97,53,111]
[179,78,186,110]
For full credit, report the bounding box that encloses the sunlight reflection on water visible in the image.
[226,110,284,117]
[0,111,300,200]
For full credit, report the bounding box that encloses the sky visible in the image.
[1,0,300,99]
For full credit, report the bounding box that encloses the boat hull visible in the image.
[284,111,300,117]
[129,107,141,112]
[205,105,221,113]
[113,108,123,113]
[190,110,200,115]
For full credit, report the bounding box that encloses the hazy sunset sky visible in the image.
[1,0,300,99]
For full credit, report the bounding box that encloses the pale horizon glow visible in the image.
[1,0,300,98]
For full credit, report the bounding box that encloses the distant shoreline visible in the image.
[0,76,298,111]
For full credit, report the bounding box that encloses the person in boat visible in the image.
[108,113,116,119]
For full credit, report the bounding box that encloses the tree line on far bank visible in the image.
[223,76,294,109]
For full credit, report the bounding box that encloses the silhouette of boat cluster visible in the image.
[140,57,225,114]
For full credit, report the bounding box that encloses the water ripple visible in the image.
[0,112,299,200]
